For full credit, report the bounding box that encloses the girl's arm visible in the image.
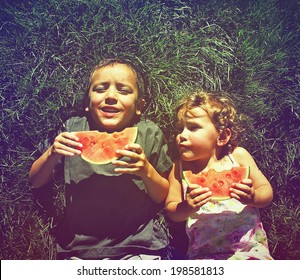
[29,132,82,188]
[165,162,211,222]
[231,147,273,208]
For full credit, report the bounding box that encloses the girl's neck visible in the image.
[183,148,231,173]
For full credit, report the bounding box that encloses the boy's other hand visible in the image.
[112,143,149,177]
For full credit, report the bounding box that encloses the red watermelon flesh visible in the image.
[183,166,250,200]
[74,127,138,164]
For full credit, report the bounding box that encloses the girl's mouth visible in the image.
[178,142,187,148]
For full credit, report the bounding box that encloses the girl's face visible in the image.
[176,107,219,162]
[87,63,144,131]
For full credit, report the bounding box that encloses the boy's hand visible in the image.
[112,143,149,177]
[186,184,212,211]
[230,178,255,205]
[51,132,82,157]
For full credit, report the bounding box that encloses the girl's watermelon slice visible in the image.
[74,127,138,165]
[183,166,250,201]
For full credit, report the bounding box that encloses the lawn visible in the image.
[0,0,299,259]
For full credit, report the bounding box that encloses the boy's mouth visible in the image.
[101,106,120,113]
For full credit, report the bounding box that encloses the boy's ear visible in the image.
[135,98,145,116]
[217,128,231,146]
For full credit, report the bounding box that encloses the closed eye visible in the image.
[117,84,132,94]
[119,88,131,94]
[93,83,108,93]
[94,87,106,93]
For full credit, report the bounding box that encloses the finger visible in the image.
[188,187,210,198]
[126,143,142,153]
[63,139,83,149]
[115,149,141,162]
[66,131,80,139]
[230,186,250,198]
[112,160,142,170]
[53,142,81,155]
[187,184,203,191]
[230,192,241,200]
[114,167,139,174]
[58,132,79,142]
[188,192,211,209]
[63,133,82,147]
[53,148,81,156]
[56,133,82,149]
[195,196,211,207]
[112,159,131,167]
[236,182,252,193]
[240,178,252,185]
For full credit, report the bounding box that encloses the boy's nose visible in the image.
[105,87,118,103]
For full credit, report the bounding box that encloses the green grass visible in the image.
[0,0,299,259]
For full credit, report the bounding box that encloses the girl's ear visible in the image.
[135,98,145,116]
[217,128,231,146]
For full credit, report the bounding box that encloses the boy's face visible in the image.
[87,63,144,131]
[176,107,219,161]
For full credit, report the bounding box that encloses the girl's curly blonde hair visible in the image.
[176,91,244,153]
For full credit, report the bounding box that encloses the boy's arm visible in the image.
[113,144,169,203]
[29,132,82,188]
[29,146,62,188]
[231,147,273,208]
[139,164,170,203]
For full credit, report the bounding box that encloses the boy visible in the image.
[29,58,173,259]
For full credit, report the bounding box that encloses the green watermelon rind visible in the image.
[183,166,250,201]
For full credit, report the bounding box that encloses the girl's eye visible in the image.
[190,126,200,131]
[174,123,183,133]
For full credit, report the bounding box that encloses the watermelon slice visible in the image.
[183,166,250,201]
[74,127,138,164]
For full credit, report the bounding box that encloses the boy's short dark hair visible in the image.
[83,57,146,110]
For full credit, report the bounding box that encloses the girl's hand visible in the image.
[51,132,82,157]
[186,184,212,211]
[230,178,255,205]
[112,144,149,177]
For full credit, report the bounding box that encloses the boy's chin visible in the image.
[96,121,129,132]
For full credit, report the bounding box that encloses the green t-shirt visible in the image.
[56,116,173,259]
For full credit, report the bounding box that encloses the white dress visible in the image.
[181,155,273,260]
